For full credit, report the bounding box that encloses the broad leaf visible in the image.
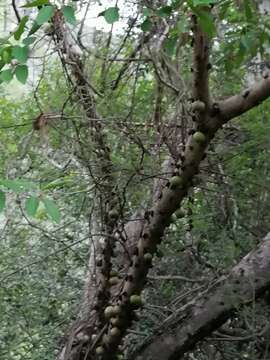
[0,69,13,82]
[142,7,151,17]
[25,196,39,217]
[196,10,216,37]
[1,48,12,64]
[62,6,76,25]
[23,36,36,45]
[99,7,119,24]
[164,36,178,56]
[42,198,60,223]
[36,5,54,25]
[28,21,41,36]
[141,19,152,32]
[14,16,29,40]
[22,0,49,8]
[0,190,5,212]
[12,46,29,63]
[176,18,189,33]
[15,65,28,84]
[157,6,172,17]
[0,179,37,192]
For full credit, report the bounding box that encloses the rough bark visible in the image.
[129,233,270,360]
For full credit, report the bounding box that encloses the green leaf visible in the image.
[142,7,151,17]
[0,190,5,212]
[141,18,152,32]
[1,47,12,64]
[41,177,72,190]
[193,0,217,5]
[15,64,28,84]
[22,0,49,7]
[36,5,54,25]
[62,6,76,25]
[244,0,253,20]
[42,198,60,223]
[0,179,37,192]
[235,44,245,66]
[23,36,36,45]
[25,196,39,217]
[175,18,189,33]
[14,16,29,40]
[12,45,29,63]
[164,36,178,56]
[240,33,252,51]
[99,7,119,24]
[157,6,173,17]
[0,69,13,83]
[28,21,41,36]
[0,61,5,72]
[196,10,216,37]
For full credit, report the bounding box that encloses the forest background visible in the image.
[1,1,270,360]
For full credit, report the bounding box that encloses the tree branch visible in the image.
[190,8,211,125]
[12,0,21,23]
[191,12,210,105]
[215,76,270,125]
[130,233,270,360]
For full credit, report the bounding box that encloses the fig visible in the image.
[193,131,206,144]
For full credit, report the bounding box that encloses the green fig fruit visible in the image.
[143,253,152,262]
[109,277,119,286]
[169,176,183,189]
[104,306,115,319]
[130,295,143,307]
[193,131,206,144]
[112,305,121,316]
[175,209,185,218]
[110,327,121,337]
[191,100,205,112]
[96,346,104,355]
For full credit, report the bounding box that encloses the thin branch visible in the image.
[12,0,21,23]
[148,275,204,283]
